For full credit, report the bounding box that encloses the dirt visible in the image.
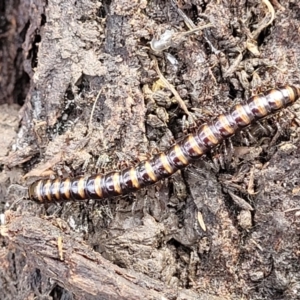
[1,0,300,299]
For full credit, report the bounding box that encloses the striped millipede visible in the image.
[29,86,300,203]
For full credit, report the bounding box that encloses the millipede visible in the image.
[28,86,300,203]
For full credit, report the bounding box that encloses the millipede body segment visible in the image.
[28,86,300,203]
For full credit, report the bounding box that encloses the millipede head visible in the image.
[28,181,43,203]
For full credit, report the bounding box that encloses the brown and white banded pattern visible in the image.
[28,86,300,203]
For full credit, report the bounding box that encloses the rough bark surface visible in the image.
[1,0,300,299]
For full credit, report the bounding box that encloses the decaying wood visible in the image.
[1,0,300,299]
[1,211,221,300]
